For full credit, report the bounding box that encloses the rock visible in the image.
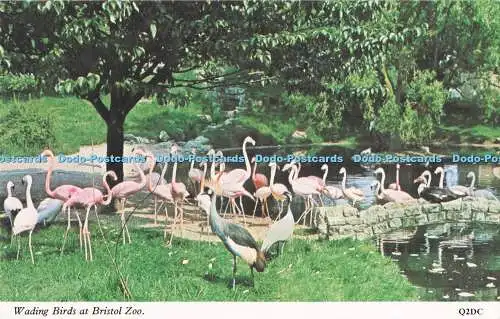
[291,130,307,139]
[159,130,169,142]
[124,133,152,144]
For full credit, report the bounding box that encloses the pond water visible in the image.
[377,223,500,301]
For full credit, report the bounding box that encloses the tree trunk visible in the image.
[106,106,126,188]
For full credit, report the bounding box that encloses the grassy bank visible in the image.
[0,97,207,155]
[440,124,500,144]
[0,219,417,301]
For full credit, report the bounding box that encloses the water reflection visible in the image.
[377,224,500,301]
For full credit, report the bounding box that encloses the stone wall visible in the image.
[315,197,500,240]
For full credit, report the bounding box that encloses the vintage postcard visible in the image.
[0,0,499,318]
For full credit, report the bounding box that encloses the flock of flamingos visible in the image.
[2,136,499,289]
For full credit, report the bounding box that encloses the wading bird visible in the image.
[41,149,84,248]
[111,149,151,244]
[467,172,499,201]
[146,155,174,240]
[268,162,289,219]
[145,153,169,225]
[3,181,23,236]
[188,148,204,194]
[413,171,462,203]
[196,191,266,290]
[434,167,470,196]
[36,198,64,226]
[339,167,364,206]
[373,167,414,203]
[169,145,190,241]
[13,175,38,264]
[283,164,320,225]
[388,164,402,191]
[251,157,269,190]
[261,192,294,257]
[63,171,116,260]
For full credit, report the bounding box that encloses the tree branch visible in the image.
[86,91,110,123]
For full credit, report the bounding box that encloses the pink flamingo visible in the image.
[283,164,320,225]
[169,145,190,242]
[388,164,402,191]
[188,148,204,194]
[219,136,255,184]
[111,149,152,244]
[145,153,169,225]
[292,161,326,205]
[146,154,175,239]
[251,157,269,189]
[268,162,290,220]
[41,149,84,251]
[205,167,255,225]
[62,171,116,261]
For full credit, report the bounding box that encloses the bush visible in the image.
[374,70,446,145]
[0,73,40,100]
[0,104,56,155]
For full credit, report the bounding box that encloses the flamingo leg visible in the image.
[28,229,34,264]
[252,198,258,218]
[223,198,231,217]
[238,196,244,216]
[83,205,91,261]
[296,197,309,225]
[264,199,270,220]
[167,202,179,246]
[163,203,170,239]
[319,194,324,207]
[154,196,158,225]
[234,199,245,225]
[180,200,184,237]
[73,208,83,251]
[61,206,71,255]
[303,196,312,226]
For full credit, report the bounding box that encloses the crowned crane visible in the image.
[3,181,23,239]
[13,175,38,264]
[261,192,294,257]
[196,191,266,290]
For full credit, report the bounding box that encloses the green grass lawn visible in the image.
[0,218,418,301]
[440,124,500,144]
[0,96,206,155]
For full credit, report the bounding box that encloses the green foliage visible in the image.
[0,73,39,100]
[0,103,55,154]
[374,70,446,145]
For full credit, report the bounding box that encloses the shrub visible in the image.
[0,104,56,155]
[0,73,40,100]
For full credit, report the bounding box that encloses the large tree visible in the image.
[0,0,420,184]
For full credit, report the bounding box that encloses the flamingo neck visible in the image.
[252,160,257,180]
[45,155,56,197]
[289,166,298,185]
[172,161,178,185]
[469,173,476,189]
[373,181,383,199]
[102,172,113,205]
[270,165,276,186]
[396,166,400,188]
[341,171,347,191]
[242,140,251,180]
[25,179,34,209]
[438,169,444,188]
[297,162,302,178]
[200,163,207,194]
[190,159,194,171]
[6,184,12,197]
[160,163,168,180]
[322,167,328,183]
[135,161,147,189]
[379,169,386,191]
[148,159,157,192]
[423,171,432,187]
